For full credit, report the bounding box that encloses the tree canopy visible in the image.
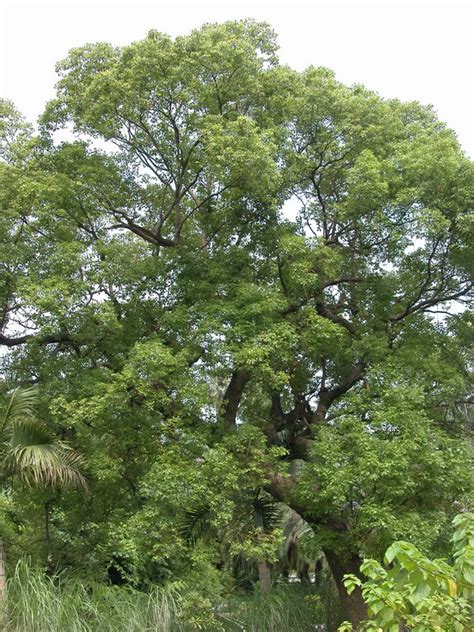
[0,20,473,627]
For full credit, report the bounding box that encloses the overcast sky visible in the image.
[0,0,472,156]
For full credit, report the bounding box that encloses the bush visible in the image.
[339,512,474,631]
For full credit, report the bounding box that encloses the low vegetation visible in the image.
[2,562,333,631]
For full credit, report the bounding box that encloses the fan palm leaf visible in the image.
[1,387,86,488]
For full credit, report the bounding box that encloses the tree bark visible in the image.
[221,369,250,427]
[45,498,54,576]
[264,459,368,625]
[257,561,271,593]
[0,539,5,601]
[325,551,367,628]
[312,360,366,423]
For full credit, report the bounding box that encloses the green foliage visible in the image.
[222,584,323,631]
[297,373,473,557]
[0,99,32,161]
[339,513,474,631]
[0,388,86,488]
[2,560,321,631]
[0,18,472,629]
[3,560,182,632]
[126,426,286,587]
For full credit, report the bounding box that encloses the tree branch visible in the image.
[312,359,366,422]
[315,301,356,335]
[0,331,76,349]
[221,369,251,428]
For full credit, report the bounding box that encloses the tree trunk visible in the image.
[0,538,5,600]
[45,499,54,576]
[325,551,367,628]
[257,561,271,593]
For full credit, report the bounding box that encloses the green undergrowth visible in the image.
[1,561,341,631]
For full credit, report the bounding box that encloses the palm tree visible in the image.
[0,386,86,598]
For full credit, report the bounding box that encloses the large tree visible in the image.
[0,21,472,624]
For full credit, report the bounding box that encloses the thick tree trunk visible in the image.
[0,538,5,600]
[264,469,367,623]
[257,561,271,593]
[325,551,367,628]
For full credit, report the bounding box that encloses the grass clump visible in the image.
[1,561,339,631]
[220,584,323,631]
[3,561,180,632]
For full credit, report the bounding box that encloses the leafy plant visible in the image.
[1,387,86,488]
[339,512,474,631]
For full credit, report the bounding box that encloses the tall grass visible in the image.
[3,561,180,632]
[1,561,337,631]
[220,584,323,631]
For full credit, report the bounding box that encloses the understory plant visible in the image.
[339,512,474,631]
[1,560,325,631]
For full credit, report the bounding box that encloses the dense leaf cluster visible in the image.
[0,20,472,626]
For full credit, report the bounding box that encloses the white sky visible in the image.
[0,0,472,156]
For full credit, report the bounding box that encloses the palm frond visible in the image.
[253,493,281,532]
[177,500,212,543]
[279,508,315,567]
[1,387,38,435]
[8,416,52,447]
[5,418,87,488]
